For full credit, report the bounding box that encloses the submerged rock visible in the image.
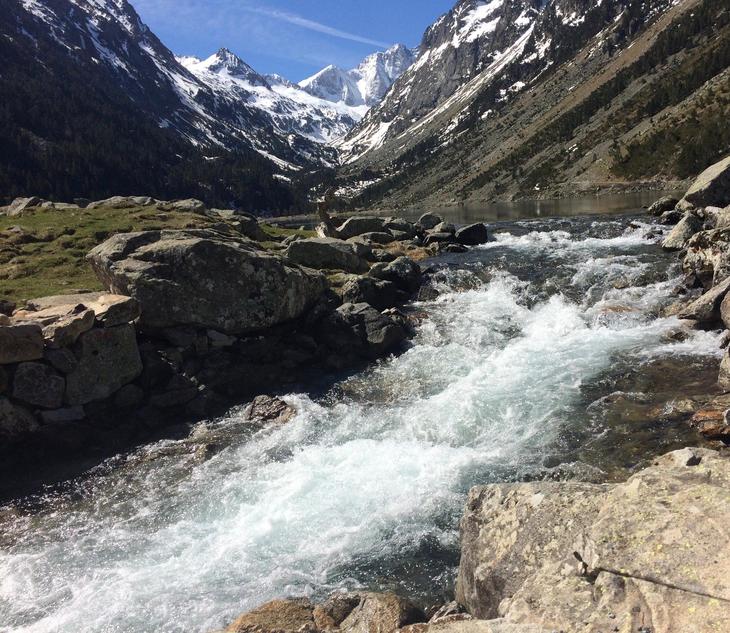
[457,448,730,631]
[89,229,326,334]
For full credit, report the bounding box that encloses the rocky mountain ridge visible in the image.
[300,44,417,109]
[336,0,730,208]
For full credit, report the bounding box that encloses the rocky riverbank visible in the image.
[210,156,730,632]
[0,196,492,496]
[215,446,729,633]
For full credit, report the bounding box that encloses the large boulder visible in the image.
[455,223,491,246]
[286,238,369,273]
[320,303,408,359]
[457,448,730,632]
[0,324,44,364]
[64,325,143,405]
[661,213,703,250]
[682,154,730,208]
[337,216,388,239]
[88,229,326,334]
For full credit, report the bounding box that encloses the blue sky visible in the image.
[133,0,454,81]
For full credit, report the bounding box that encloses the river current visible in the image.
[0,209,722,633]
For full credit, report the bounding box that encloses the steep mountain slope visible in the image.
[337,0,730,208]
[300,44,416,109]
[178,49,362,146]
[0,0,338,208]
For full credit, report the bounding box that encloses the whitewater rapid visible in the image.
[0,216,722,633]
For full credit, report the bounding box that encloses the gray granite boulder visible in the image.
[88,229,326,334]
[286,238,369,273]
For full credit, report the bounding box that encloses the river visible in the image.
[0,201,722,633]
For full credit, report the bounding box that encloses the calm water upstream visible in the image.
[0,201,722,633]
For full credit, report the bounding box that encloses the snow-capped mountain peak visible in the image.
[300,43,417,108]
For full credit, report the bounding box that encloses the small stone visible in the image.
[13,362,65,409]
[245,395,296,426]
[0,324,44,364]
[207,330,237,348]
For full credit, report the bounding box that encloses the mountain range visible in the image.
[2,0,729,212]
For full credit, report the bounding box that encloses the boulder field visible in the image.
[0,198,493,489]
[651,153,730,440]
[218,447,730,633]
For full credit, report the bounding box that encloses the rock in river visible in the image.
[661,212,703,251]
[88,229,326,334]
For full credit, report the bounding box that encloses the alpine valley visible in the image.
[2,0,729,210]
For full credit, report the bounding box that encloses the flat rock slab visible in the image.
[88,229,326,334]
[456,447,730,633]
[26,292,140,328]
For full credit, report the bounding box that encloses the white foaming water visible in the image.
[0,221,722,633]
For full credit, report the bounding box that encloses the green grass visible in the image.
[259,223,316,239]
[0,204,213,304]
[0,207,320,305]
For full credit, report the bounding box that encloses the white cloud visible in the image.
[241,4,390,48]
